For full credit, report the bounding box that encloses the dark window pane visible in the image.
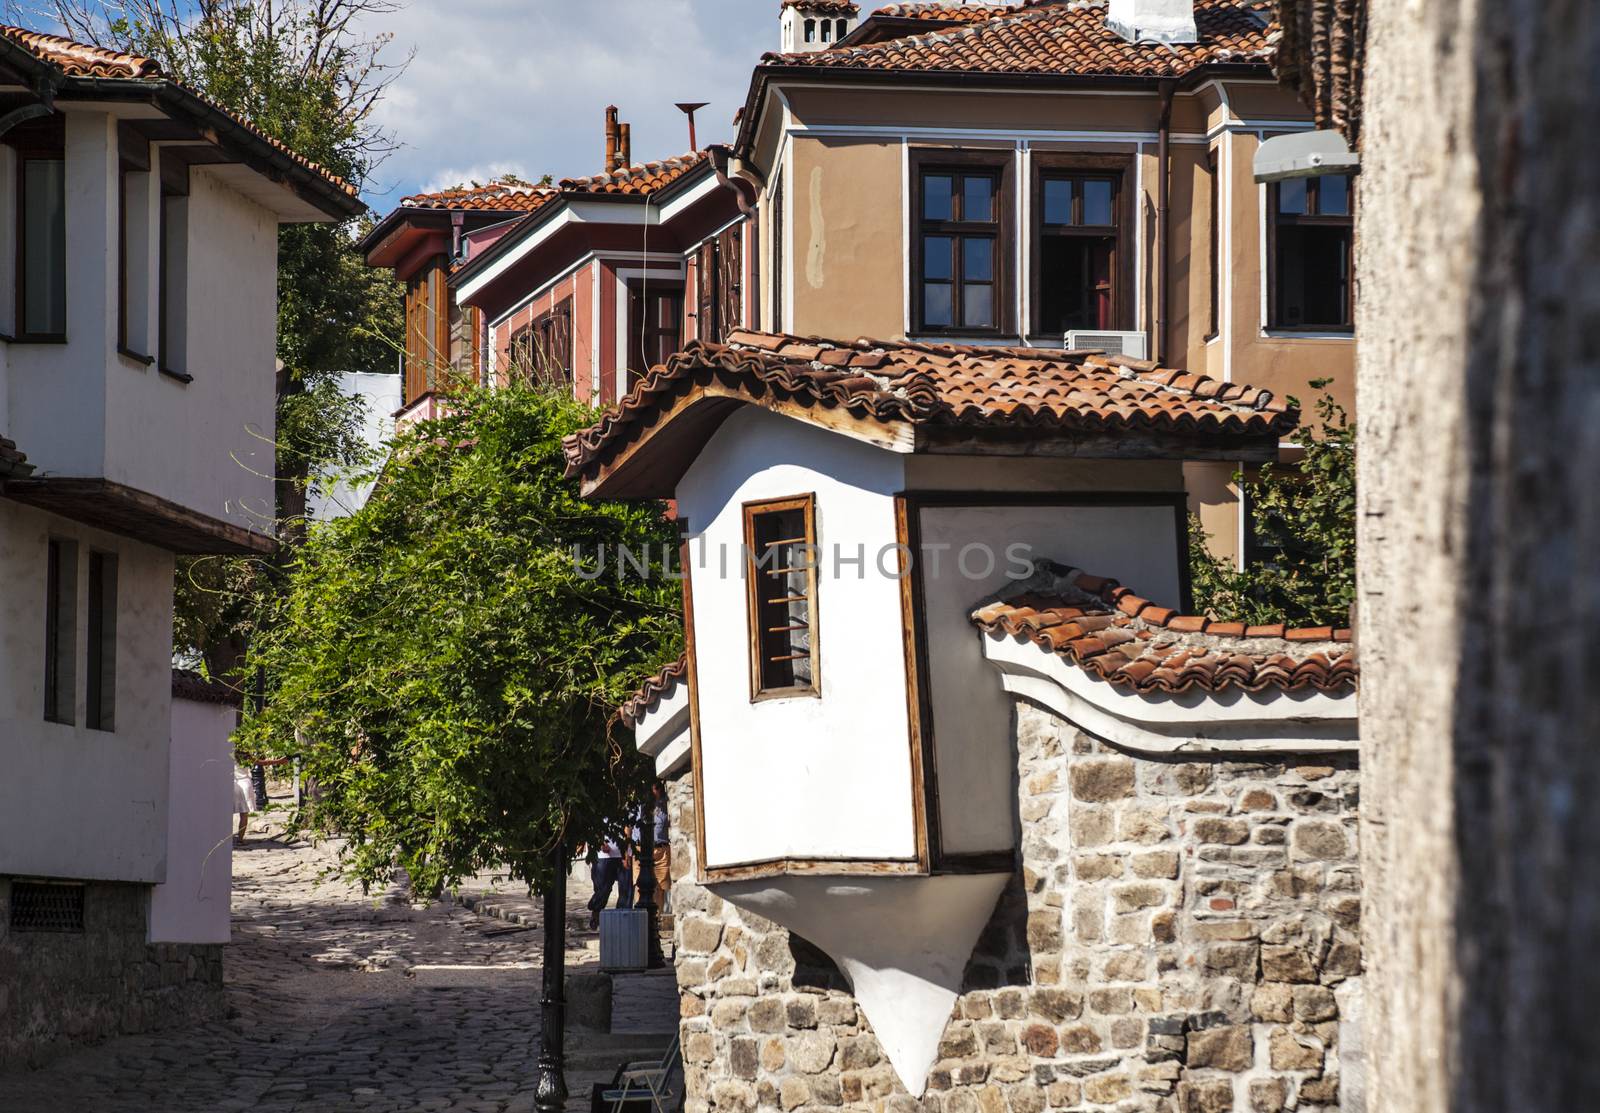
[963,237,994,283]
[1039,235,1117,333]
[1278,178,1308,215]
[963,283,994,328]
[23,159,66,336]
[1318,174,1350,216]
[1275,224,1352,328]
[1043,178,1073,226]
[924,235,953,281]
[1083,179,1114,226]
[923,283,953,328]
[962,176,994,222]
[923,175,953,221]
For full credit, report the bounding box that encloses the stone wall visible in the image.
[666,699,1362,1112]
[0,877,225,1069]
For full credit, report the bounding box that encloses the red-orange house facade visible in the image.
[450,141,754,411]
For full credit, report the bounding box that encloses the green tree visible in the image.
[1189,384,1355,628]
[238,387,683,896]
[41,0,408,673]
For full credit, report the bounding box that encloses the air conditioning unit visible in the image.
[1065,330,1149,359]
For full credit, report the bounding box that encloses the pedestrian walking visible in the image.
[587,833,633,929]
[233,762,255,844]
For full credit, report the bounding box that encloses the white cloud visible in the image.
[359,0,776,209]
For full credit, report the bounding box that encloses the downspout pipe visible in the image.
[1156,79,1175,366]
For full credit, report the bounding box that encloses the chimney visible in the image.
[618,122,632,171]
[779,1,860,54]
[604,105,620,173]
[1106,0,1197,44]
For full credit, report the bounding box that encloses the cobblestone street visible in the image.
[0,802,673,1113]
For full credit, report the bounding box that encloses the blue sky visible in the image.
[361,0,777,207]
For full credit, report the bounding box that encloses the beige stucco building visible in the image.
[735,0,1356,565]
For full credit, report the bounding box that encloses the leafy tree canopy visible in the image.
[1189,384,1355,628]
[238,388,684,897]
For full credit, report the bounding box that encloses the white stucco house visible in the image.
[582,331,1362,1107]
[0,25,361,1066]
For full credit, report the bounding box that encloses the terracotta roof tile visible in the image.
[0,25,357,199]
[559,151,709,196]
[870,3,1025,24]
[401,182,558,213]
[766,0,1275,78]
[619,656,689,727]
[972,562,1357,694]
[564,331,1296,479]
[785,0,862,12]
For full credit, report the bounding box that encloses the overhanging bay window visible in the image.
[1269,173,1354,331]
[914,159,1007,335]
[510,297,573,388]
[1031,156,1130,337]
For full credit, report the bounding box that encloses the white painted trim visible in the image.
[978,630,1358,753]
[487,250,686,330]
[656,172,722,223]
[591,261,602,398]
[900,137,911,336]
[1205,118,1317,142]
[1135,140,1146,341]
[789,122,1210,145]
[1261,329,1356,341]
[1016,141,1030,340]
[633,685,691,777]
[1236,458,1248,571]
[783,148,794,334]
[1257,177,1270,334]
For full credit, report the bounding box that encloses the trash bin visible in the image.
[599,908,648,971]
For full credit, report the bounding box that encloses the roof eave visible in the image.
[735,58,1275,161]
[57,75,363,221]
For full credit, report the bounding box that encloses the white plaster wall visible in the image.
[149,696,236,944]
[307,371,401,522]
[676,408,916,868]
[5,110,116,480]
[104,166,278,533]
[0,501,174,883]
[918,502,1183,853]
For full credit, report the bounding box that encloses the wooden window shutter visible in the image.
[717,225,742,338]
[696,240,720,344]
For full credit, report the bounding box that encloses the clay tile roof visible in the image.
[764,0,1275,78]
[0,25,357,201]
[971,561,1356,694]
[619,656,689,728]
[559,151,709,196]
[0,24,160,76]
[564,331,1296,479]
[870,3,1024,24]
[784,0,861,12]
[401,182,558,213]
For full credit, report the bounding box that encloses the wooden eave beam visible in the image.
[1,478,277,555]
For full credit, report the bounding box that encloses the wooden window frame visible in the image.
[403,256,450,403]
[1028,152,1134,338]
[910,150,1012,338]
[14,142,67,343]
[742,493,821,702]
[626,278,684,385]
[1267,173,1355,333]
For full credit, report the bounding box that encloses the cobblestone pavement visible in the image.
[0,801,672,1113]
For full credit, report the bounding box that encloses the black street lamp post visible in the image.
[535,843,568,1113]
[636,791,664,969]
